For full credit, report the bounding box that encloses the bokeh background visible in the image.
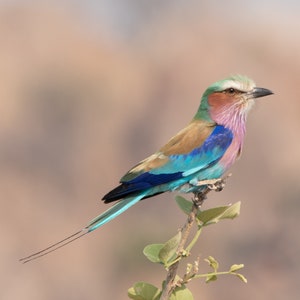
[1,1,300,299]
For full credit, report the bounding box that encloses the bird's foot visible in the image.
[192,174,232,207]
[207,178,225,192]
[196,173,232,192]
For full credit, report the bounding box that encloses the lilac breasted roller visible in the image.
[21,75,273,263]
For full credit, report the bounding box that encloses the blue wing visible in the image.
[103,124,233,202]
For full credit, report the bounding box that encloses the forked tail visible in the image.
[20,192,148,263]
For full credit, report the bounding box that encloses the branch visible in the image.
[159,175,231,300]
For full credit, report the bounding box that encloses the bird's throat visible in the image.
[210,103,247,170]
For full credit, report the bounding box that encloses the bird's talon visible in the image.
[207,179,225,192]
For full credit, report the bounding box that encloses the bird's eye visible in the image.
[226,88,236,94]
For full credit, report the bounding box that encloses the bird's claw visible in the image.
[207,178,225,192]
[196,173,231,192]
[192,174,232,207]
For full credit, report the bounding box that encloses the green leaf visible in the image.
[143,244,164,263]
[205,274,218,283]
[197,201,241,225]
[229,264,244,272]
[205,256,219,272]
[235,273,248,283]
[128,282,161,300]
[218,201,241,220]
[159,232,182,265]
[175,195,193,215]
[169,285,194,300]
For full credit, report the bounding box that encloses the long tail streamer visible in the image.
[19,229,89,263]
[20,191,149,263]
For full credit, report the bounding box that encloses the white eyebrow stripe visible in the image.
[221,80,256,92]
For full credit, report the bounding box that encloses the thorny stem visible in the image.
[159,175,231,300]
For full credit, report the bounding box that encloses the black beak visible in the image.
[251,87,273,99]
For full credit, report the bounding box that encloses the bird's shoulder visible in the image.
[160,119,216,155]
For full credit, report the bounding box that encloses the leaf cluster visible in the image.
[128,197,246,300]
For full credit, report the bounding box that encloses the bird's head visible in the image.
[195,75,273,128]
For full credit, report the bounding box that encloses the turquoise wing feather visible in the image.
[103,124,233,202]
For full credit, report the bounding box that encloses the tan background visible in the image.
[1,1,300,299]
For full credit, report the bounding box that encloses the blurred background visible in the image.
[1,1,300,299]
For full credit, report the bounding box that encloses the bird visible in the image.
[20,75,273,263]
